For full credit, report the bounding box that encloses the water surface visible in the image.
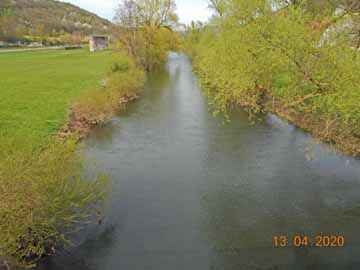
[42,53,360,270]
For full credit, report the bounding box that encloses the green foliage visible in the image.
[139,26,181,70]
[113,0,181,71]
[106,63,144,98]
[0,137,108,267]
[113,25,181,71]
[73,54,144,125]
[186,0,360,153]
[182,21,204,58]
[111,62,129,73]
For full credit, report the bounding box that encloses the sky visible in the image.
[59,0,212,25]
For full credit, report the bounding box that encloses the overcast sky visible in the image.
[59,0,212,25]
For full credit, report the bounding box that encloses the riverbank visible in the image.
[184,4,360,157]
[0,49,114,141]
[269,99,360,156]
[0,48,144,140]
[193,61,360,157]
[60,65,144,139]
[0,49,144,268]
[60,94,140,139]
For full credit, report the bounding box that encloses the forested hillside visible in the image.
[0,0,112,43]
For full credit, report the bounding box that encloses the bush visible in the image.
[66,55,144,136]
[106,65,144,98]
[111,62,129,73]
[0,137,108,267]
[73,67,144,120]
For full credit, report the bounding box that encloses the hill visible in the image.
[0,0,112,43]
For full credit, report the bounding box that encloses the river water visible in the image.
[42,53,360,269]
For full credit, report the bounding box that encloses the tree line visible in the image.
[185,0,360,156]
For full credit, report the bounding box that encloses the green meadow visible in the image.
[0,49,114,142]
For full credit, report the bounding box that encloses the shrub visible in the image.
[0,136,108,267]
[111,62,129,73]
[106,65,144,99]
[66,56,144,136]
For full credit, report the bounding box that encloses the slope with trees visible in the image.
[0,0,111,44]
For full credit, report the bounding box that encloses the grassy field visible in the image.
[0,49,115,143]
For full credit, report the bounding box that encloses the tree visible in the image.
[343,0,360,13]
[0,0,14,40]
[115,0,178,28]
[136,0,178,27]
[208,0,226,17]
[114,0,141,29]
[275,0,340,14]
[113,0,180,70]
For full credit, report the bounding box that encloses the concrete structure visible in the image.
[89,35,110,52]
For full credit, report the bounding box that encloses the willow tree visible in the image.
[113,0,180,70]
[187,0,360,153]
[208,0,227,17]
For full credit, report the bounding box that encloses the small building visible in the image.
[89,35,110,52]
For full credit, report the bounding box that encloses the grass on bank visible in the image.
[0,48,144,267]
[0,49,114,143]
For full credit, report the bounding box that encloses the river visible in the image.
[41,53,360,269]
